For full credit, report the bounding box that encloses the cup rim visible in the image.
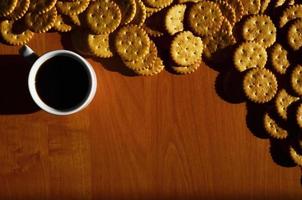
[28,50,97,116]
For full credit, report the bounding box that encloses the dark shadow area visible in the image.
[0,55,40,114]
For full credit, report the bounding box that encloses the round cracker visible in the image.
[0,0,18,17]
[123,41,157,71]
[165,4,186,35]
[225,0,244,22]
[25,8,57,33]
[287,19,302,51]
[264,112,288,139]
[7,0,30,20]
[270,43,290,74]
[188,1,223,36]
[134,56,165,76]
[243,68,278,103]
[0,20,34,46]
[233,42,267,72]
[242,15,277,48]
[240,0,261,15]
[56,0,90,15]
[279,4,302,28]
[29,0,57,14]
[115,25,150,61]
[87,33,113,58]
[291,65,302,96]
[170,31,203,66]
[86,0,122,34]
[132,0,147,27]
[275,89,299,120]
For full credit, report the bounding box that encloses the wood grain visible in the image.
[0,33,301,200]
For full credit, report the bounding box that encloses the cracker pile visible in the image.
[2,0,302,173]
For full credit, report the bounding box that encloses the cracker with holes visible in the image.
[29,0,57,14]
[25,8,57,33]
[275,89,299,120]
[279,5,302,28]
[270,43,290,74]
[123,41,157,71]
[165,4,186,35]
[233,42,267,72]
[287,19,302,51]
[291,65,302,96]
[170,31,203,66]
[54,14,73,32]
[8,0,30,20]
[0,0,18,17]
[243,68,278,103]
[0,20,34,46]
[134,57,165,76]
[87,33,113,58]
[240,0,261,15]
[188,1,223,36]
[86,0,121,34]
[264,112,288,139]
[56,0,90,15]
[132,0,147,26]
[242,15,276,48]
[115,25,150,61]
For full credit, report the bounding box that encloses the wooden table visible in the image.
[0,33,301,200]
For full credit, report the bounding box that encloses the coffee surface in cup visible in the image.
[35,55,90,111]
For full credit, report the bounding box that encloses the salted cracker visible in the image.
[165,4,186,35]
[270,43,290,74]
[275,89,299,120]
[279,4,302,28]
[25,8,57,33]
[264,112,288,139]
[170,31,203,66]
[287,19,302,51]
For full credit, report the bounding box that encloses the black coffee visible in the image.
[36,55,90,111]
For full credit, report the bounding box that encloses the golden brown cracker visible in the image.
[275,89,299,120]
[165,4,186,35]
[25,8,57,33]
[279,4,302,28]
[264,112,288,139]
[291,65,302,96]
[56,0,90,15]
[270,43,290,74]
[287,19,302,51]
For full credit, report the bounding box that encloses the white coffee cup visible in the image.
[19,45,97,116]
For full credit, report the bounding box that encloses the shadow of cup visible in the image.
[0,55,39,114]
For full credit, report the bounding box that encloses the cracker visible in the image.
[123,41,157,71]
[25,8,57,33]
[86,0,121,34]
[270,43,290,74]
[142,0,173,8]
[225,0,244,22]
[53,14,73,32]
[7,0,30,20]
[29,0,57,14]
[188,1,223,36]
[233,42,267,72]
[279,5,302,28]
[203,27,236,61]
[56,0,90,15]
[172,62,201,75]
[291,65,302,96]
[114,0,137,25]
[264,112,288,139]
[134,56,165,76]
[212,0,236,25]
[132,0,147,26]
[0,0,18,17]
[143,25,164,37]
[242,15,277,48]
[287,19,302,51]
[290,146,302,166]
[0,20,34,46]
[165,4,186,35]
[260,0,271,13]
[87,33,113,58]
[170,31,203,66]
[240,0,261,15]
[243,68,278,103]
[275,89,299,120]
[115,25,150,61]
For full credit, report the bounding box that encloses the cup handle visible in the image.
[19,45,39,65]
